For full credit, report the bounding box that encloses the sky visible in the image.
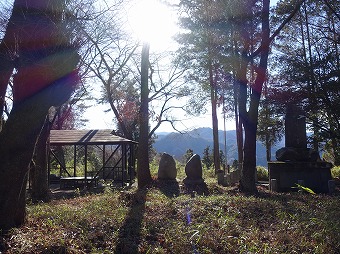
[84,0,279,132]
[0,0,279,133]
[83,101,236,133]
[83,0,236,133]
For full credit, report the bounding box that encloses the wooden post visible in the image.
[73,145,77,177]
[47,144,51,186]
[103,145,106,179]
[122,144,126,186]
[84,145,88,183]
[270,179,278,192]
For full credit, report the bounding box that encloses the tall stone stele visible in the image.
[183,154,204,184]
[268,104,332,193]
[158,153,177,180]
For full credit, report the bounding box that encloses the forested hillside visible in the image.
[154,128,284,166]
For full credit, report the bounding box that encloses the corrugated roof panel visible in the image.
[49,129,137,145]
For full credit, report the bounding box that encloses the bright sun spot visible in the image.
[127,0,178,50]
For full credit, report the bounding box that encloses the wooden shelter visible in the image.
[48,129,137,188]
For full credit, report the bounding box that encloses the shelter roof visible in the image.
[49,129,137,146]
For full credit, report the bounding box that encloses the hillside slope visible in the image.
[154,127,283,166]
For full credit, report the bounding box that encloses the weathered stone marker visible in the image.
[158,153,177,180]
[285,104,307,149]
[217,169,240,187]
[183,154,204,184]
[268,104,332,193]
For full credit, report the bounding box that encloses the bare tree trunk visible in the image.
[209,62,220,174]
[240,122,258,192]
[266,135,272,162]
[31,117,50,202]
[233,80,243,170]
[238,76,258,192]
[0,71,78,230]
[0,0,79,230]
[137,43,152,188]
[239,0,270,193]
[231,0,303,192]
[0,100,47,229]
[301,2,319,152]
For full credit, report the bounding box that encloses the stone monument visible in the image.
[158,153,177,181]
[268,105,332,193]
[183,154,204,185]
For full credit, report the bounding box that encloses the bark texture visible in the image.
[238,0,303,192]
[136,43,152,188]
[0,0,79,230]
[238,0,270,193]
[30,118,50,202]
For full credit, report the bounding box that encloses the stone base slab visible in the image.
[268,161,332,193]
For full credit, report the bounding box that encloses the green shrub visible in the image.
[176,162,186,179]
[149,156,160,177]
[256,166,268,181]
[331,166,340,178]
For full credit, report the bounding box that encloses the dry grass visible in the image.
[1,180,340,254]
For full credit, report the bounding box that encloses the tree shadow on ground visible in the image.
[182,182,210,196]
[114,188,147,254]
[45,186,105,201]
[154,179,180,198]
[154,179,210,197]
[40,245,66,254]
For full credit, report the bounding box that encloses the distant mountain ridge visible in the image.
[154,127,284,167]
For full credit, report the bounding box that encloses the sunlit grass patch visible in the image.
[331,166,340,178]
[13,191,129,252]
[2,182,340,253]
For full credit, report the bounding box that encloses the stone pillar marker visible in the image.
[158,153,177,181]
[268,104,333,193]
[183,154,204,184]
[285,104,307,149]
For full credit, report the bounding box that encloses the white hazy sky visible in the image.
[0,0,278,132]
[83,0,202,133]
[83,0,279,132]
[83,102,236,132]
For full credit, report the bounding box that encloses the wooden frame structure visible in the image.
[48,129,137,188]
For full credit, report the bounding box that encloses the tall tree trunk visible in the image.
[266,134,272,162]
[209,62,220,173]
[0,99,48,229]
[330,122,340,165]
[329,12,340,165]
[231,0,303,192]
[240,119,258,192]
[231,28,244,171]
[236,118,243,170]
[0,0,79,230]
[239,0,270,193]
[137,43,152,188]
[237,49,249,174]
[331,137,340,166]
[31,117,50,202]
[0,71,78,230]
[233,79,243,170]
[301,2,319,152]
